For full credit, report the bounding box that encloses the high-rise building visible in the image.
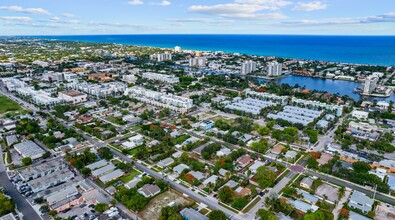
[363,75,379,94]
[266,61,283,76]
[189,57,207,67]
[150,52,172,62]
[241,60,257,75]
[174,46,182,52]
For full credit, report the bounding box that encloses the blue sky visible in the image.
[0,0,394,35]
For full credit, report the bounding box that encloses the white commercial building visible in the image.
[268,106,323,126]
[42,72,63,82]
[150,52,172,62]
[63,73,79,82]
[142,72,179,84]
[122,74,137,83]
[189,57,207,67]
[58,90,88,104]
[15,87,63,107]
[241,60,257,75]
[124,86,193,113]
[267,61,283,76]
[2,78,27,91]
[14,140,46,160]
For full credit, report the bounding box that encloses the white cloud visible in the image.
[188,4,286,20]
[0,16,32,23]
[283,13,395,25]
[167,18,233,24]
[49,17,81,24]
[293,1,327,11]
[234,0,291,10]
[62,13,75,17]
[153,1,171,6]
[128,0,144,5]
[0,5,51,15]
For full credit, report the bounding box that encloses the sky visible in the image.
[0,0,395,35]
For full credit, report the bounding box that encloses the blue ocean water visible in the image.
[35,34,395,66]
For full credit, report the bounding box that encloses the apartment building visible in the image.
[69,82,127,98]
[142,72,179,84]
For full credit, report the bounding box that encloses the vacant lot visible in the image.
[315,183,339,202]
[0,96,24,116]
[141,190,193,220]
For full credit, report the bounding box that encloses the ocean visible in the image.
[35,34,395,66]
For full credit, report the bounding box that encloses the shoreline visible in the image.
[29,35,395,67]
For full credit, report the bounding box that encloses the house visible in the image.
[99,170,125,183]
[76,116,93,124]
[202,175,218,186]
[138,184,161,197]
[200,120,215,130]
[218,168,229,177]
[284,151,298,161]
[271,144,285,155]
[121,141,136,150]
[170,130,180,138]
[235,187,251,197]
[188,171,205,181]
[292,200,319,213]
[236,154,253,169]
[157,157,175,168]
[222,180,238,189]
[248,160,265,174]
[216,147,231,157]
[296,189,319,204]
[125,177,141,189]
[180,208,209,220]
[86,160,108,171]
[316,120,329,129]
[173,164,189,175]
[128,134,144,145]
[349,191,374,214]
[349,211,371,220]
[300,177,314,190]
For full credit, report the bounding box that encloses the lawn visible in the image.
[0,96,24,116]
[120,169,141,183]
[129,146,144,155]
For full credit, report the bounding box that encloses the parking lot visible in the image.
[315,183,339,202]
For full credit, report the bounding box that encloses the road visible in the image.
[0,84,39,112]
[0,150,41,220]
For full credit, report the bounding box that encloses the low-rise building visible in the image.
[138,184,161,197]
[29,169,75,193]
[180,208,209,220]
[349,191,374,214]
[58,90,87,104]
[351,110,369,120]
[99,170,125,183]
[14,140,45,160]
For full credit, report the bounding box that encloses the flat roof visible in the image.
[29,169,75,191]
[61,90,86,97]
[14,140,45,158]
[99,169,124,183]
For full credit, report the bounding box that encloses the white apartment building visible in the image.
[58,90,88,104]
[291,97,344,116]
[150,52,172,62]
[267,61,283,76]
[32,60,49,67]
[42,72,63,82]
[15,87,63,106]
[122,74,137,83]
[63,72,79,82]
[351,110,369,120]
[142,72,179,84]
[189,57,207,67]
[362,75,379,94]
[241,60,257,75]
[69,82,127,98]
[124,86,193,113]
[2,78,27,91]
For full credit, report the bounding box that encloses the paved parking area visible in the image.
[375,204,395,220]
[315,183,339,202]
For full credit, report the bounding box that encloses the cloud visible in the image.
[0,16,32,23]
[282,13,395,25]
[167,18,233,24]
[0,5,51,15]
[62,13,75,17]
[293,1,327,11]
[153,1,171,6]
[128,0,144,5]
[49,17,81,24]
[188,4,287,20]
[234,0,291,10]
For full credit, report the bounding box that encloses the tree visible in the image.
[158,206,183,220]
[22,157,32,166]
[257,209,278,220]
[208,210,228,220]
[352,161,371,173]
[0,193,14,216]
[255,166,276,188]
[80,167,91,176]
[39,205,49,214]
[42,151,51,159]
[250,139,269,153]
[94,203,109,212]
[110,199,116,206]
[201,143,222,160]
[98,147,113,160]
[218,186,234,203]
[48,210,57,216]
[303,210,333,220]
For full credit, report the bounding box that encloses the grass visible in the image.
[218,202,239,213]
[199,208,210,215]
[172,134,191,145]
[129,146,144,155]
[0,96,25,116]
[242,196,261,213]
[120,169,141,183]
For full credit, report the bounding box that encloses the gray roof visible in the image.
[138,184,161,197]
[99,169,124,183]
[223,180,238,189]
[157,157,175,167]
[91,164,116,177]
[292,200,318,213]
[173,163,189,174]
[18,158,66,180]
[125,177,141,189]
[349,211,372,220]
[14,140,45,158]
[180,208,209,220]
[188,171,205,181]
[300,177,314,188]
[46,186,79,205]
[285,150,298,159]
[29,169,75,191]
[349,191,374,213]
[202,175,218,186]
[85,159,108,170]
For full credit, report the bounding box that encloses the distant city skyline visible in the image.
[0,0,395,35]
